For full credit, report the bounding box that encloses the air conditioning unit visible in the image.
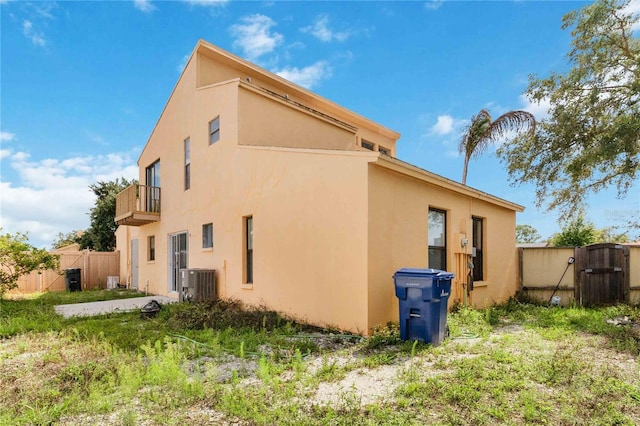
[179,269,216,302]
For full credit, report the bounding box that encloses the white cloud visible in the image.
[274,61,332,89]
[133,0,156,13]
[0,151,138,249]
[0,131,16,142]
[30,2,57,20]
[19,3,57,47]
[431,115,454,135]
[624,0,640,30]
[301,14,350,42]
[424,0,443,11]
[519,93,551,121]
[0,149,11,160]
[182,0,228,6]
[22,20,46,47]
[230,14,283,61]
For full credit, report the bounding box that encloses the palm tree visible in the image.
[459,109,536,185]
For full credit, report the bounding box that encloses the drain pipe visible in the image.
[548,257,575,306]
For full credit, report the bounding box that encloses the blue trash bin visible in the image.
[393,268,453,345]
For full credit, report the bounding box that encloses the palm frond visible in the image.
[459,109,493,158]
[458,108,537,185]
[487,110,536,141]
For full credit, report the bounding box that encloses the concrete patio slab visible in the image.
[54,296,178,318]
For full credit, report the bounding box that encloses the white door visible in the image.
[131,239,139,290]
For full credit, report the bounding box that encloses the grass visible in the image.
[1,291,640,425]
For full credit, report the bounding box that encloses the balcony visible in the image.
[115,184,161,226]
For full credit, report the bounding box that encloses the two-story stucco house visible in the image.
[115,39,524,335]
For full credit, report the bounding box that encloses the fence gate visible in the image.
[575,243,630,306]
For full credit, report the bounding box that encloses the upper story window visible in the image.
[145,160,161,213]
[428,208,447,271]
[209,116,220,145]
[361,140,375,151]
[378,146,391,156]
[145,160,160,187]
[184,137,191,190]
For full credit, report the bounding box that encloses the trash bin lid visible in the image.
[394,268,454,279]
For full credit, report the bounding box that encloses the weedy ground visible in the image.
[1,290,639,425]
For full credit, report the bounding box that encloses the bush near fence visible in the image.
[12,250,120,293]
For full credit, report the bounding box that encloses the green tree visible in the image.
[0,230,60,297]
[459,109,536,184]
[596,226,630,243]
[549,215,598,247]
[498,0,640,216]
[81,178,135,251]
[516,224,542,244]
[51,230,83,250]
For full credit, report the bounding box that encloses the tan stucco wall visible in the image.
[366,163,521,331]
[520,247,576,305]
[237,86,356,151]
[134,145,373,332]
[115,225,133,287]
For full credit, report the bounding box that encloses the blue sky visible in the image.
[1,0,639,249]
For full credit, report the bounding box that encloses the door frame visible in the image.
[131,239,139,290]
[168,231,188,294]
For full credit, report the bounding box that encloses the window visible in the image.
[202,223,213,249]
[209,116,220,145]
[184,137,190,190]
[244,216,253,283]
[145,160,160,187]
[148,236,155,261]
[472,216,484,281]
[145,160,161,212]
[428,208,447,270]
[361,140,375,151]
[378,146,391,156]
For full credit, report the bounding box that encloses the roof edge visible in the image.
[195,39,401,141]
[374,155,525,212]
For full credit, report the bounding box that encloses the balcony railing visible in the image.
[115,184,161,226]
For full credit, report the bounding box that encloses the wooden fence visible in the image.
[520,244,640,306]
[12,250,120,293]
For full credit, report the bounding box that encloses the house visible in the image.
[115,39,524,335]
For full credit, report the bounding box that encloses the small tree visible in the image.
[0,230,60,297]
[596,227,630,243]
[516,224,542,244]
[81,178,135,251]
[549,215,598,247]
[51,230,83,250]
